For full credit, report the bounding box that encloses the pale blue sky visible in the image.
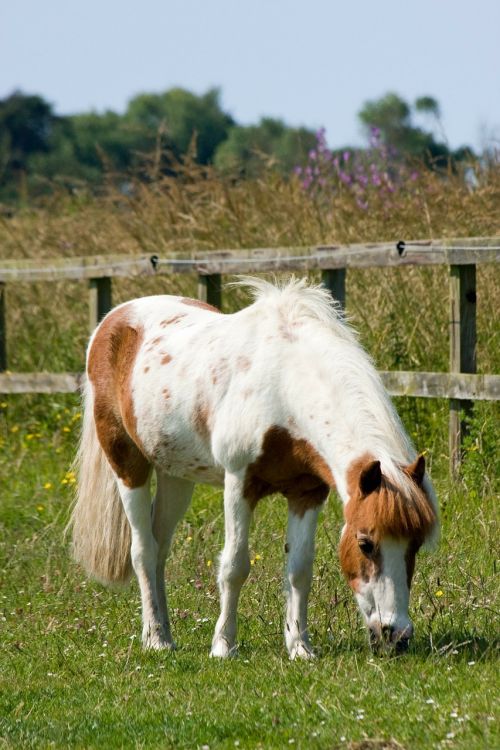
[1,0,499,151]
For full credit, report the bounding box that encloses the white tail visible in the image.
[68,378,132,584]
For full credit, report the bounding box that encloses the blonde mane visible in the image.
[231,275,357,344]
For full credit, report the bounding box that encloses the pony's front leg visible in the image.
[117,478,167,650]
[211,471,252,658]
[285,505,320,660]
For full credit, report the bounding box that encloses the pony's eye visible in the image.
[358,537,375,556]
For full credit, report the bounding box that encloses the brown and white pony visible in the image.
[70,277,438,658]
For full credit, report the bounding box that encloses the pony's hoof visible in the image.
[289,641,316,661]
[210,638,237,658]
[142,631,176,651]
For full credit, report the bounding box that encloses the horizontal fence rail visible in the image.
[1,371,499,400]
[0,237,498,283]
[0,236,498,476]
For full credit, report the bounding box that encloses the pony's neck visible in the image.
[284,338,412,503]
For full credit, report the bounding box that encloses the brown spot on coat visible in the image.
[338,531,381,591]
[144,366,150,373]
[236,355,251,372]
[181,298,221,313]
[161,354,172,365]
[87,306,150,489]
[193,403,211,441]
[244,426,334,516]
[162,388,170,400]
[160,314,187,327]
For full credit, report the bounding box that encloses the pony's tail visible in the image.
[68,378,132,585]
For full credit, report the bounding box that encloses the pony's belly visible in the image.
[171,464,224,486]
[148,434,224,486]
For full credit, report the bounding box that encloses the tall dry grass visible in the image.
[0,158,498,378]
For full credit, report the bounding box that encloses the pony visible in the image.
[69,277,439,658]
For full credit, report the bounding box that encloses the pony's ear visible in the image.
[405,454,426,486]
[359,460,382,497]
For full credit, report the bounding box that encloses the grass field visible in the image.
[0,394,498,749]
[0,163,499,748]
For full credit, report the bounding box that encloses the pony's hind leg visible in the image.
[284,505,321,660]
[152,474,194,648]
[211,471,252,658]
[116,476,168,650]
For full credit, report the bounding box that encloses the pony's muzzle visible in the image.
[369,622,413,654]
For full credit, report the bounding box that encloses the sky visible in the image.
[1,0,499,152]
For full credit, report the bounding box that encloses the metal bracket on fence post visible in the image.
[321,268,346,311]
[0,282,6,372]
[89,277,112,333]
[449,264,476,477]
[197,274,222,309]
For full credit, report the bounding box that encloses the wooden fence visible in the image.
[0,237,499,475]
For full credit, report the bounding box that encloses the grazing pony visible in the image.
[70,277,438,658]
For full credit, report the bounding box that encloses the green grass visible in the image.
[0,397,498,749]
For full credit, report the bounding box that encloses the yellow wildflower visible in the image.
[36,505,45,512]
[62,426,71,433]
[10,425,19,433]
[435,590,444,598]
[206,560,212,567]
[43,482,52,490]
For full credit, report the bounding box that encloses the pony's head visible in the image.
[339,453,437,653]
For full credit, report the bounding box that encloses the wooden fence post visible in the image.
[449,264,476,476]
[0,283,6,372]
[198,274,222,309]
[89,277,112,333]
[321,269,346,310]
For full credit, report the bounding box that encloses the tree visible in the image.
[358,92,459,165]
[125,87,234,164]
[0,91,57,165]
[214,118,316,176]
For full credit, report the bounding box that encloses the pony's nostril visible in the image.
[381,624,394,641]
[395,637,410,654]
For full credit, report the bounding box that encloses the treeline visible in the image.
[0,87,472,203]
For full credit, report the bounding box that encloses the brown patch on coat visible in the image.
[338,531,382,591]
[243,426,334,516]
[162,388,170,400]
[236,355,251,372]
[279,323,296,342]
[144,366,150,373]
[160,354,172,365]
[87,306,150,489]
[338,453,436,589]
[160,314,187,327]
[193,402,211,441]
[181,298,221,314]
